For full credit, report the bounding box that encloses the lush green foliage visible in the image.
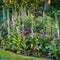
[0,6,60,60]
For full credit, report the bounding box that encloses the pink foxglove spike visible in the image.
[20,11,24,17]
[31,29,34,39]
[12,15,16,27]
[22,24,24,40]
[52,33,57,41]
[20,11,25,22]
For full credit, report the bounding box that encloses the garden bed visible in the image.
[0,6,60,60]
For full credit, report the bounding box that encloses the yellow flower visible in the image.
[48,0,51,4]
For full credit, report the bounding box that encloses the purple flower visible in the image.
[20,11,24,18]
[40,29,44,35]
[20,11,25,22]
[52,33,57,41]
[20,11,24,17]
[25,29,30,35]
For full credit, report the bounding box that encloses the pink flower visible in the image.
[25,29,30,35]
[33,47,37,51]
[40,29,44,35]
[20,11,24,17]
[12,15,16,27]
[20,11,25,22]
[52,33,57,41]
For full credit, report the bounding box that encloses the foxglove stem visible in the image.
[53,11,59,38]
[31,14,34,39]
[8,28,10,34]
[2,6,6,26]
[16,27,19,33]
[7,8,10,35]
[20,11,25,40]
[22,24,24,40]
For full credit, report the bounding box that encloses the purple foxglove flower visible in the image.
[25,29,30,35]
[20,11,25,22]
[20,11,24,17]
[53,37,57,41]
[40,29,44,35]
[52,33,57,41]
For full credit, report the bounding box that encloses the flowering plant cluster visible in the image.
[0,8,60,60]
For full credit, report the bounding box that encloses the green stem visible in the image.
[54,11,59,38]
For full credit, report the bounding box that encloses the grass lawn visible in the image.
[0,49,48,60]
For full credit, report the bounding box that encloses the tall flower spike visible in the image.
[22,24,24,40]
[52,33,57,41]
[2,6,6,26]
[20,11,25,22]
[12,15,16,27]
[7,8,10,35]
[31,28,34,39]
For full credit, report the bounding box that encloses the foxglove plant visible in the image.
[33,47,37,51]
[22,24,25,40]
[20,11,25,40]
[31,28,34,39]
[52,33,57,41]
[25,29,30,35]
[40,29,44,35]
[45,34,49,39]
[2,6,7,26]
[53,11,59,38]
[31,14,34,39]
[12,15,16,28]
[7,8,10,35]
